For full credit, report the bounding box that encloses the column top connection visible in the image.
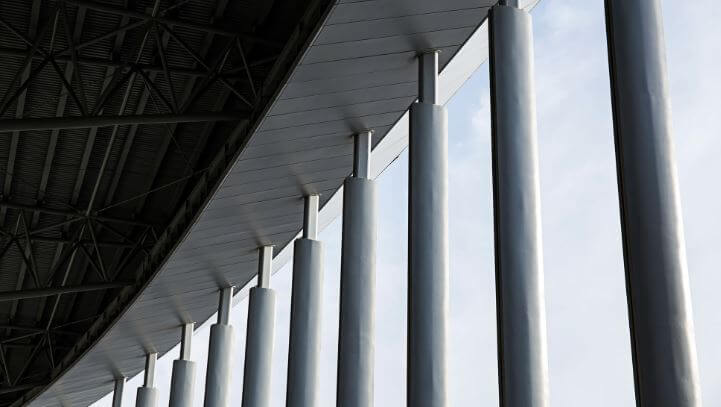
[303,195,320,240]
[144,352,157,388]
[501,0,522,8]
[111,376,125,407]
[180,322,194,360]
[418,51,439,105]
[258,245,273,289]
[217,287,233,325]
[353,131,372,180]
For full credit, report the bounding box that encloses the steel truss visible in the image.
[0,0,270,129]
[0,206,155,389]
[0,0,278,401]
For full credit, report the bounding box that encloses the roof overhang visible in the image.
[22,0,539,405]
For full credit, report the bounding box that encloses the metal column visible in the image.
[203,288,235,407]
[242,246,277,407]
[286,195,324,407]
[112,377,125,407]
[169,323,196,407]
[489,4,549,407]
[136,353,158,407]
[605,1,701,405]
[408,52,449,407]
[337,131,377,407]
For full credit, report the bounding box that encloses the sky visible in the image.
[94,0,721,405]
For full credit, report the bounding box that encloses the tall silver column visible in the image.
[169,323,196,407]
[337,131,377,407]
[605,1,701,405]
[408,52,449,407]
[136,353,158,407]
[112,377,125,407]
[489,4,549,407]
[242,246,277,407]
[286,195,324,407]
[203,288,235,407]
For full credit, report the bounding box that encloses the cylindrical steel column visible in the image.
[489,4,549,407]
[337,131,377,407]
[286,196,324,407]
[605,1,701,405]
[136,388,159,407]
[408,52,449,407]
[242,246,277,407]
[112,377,125,407]
[203,288,235,407]
[136,353,159,407]
[169,323,196,407]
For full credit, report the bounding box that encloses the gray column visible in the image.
[408,52,449,407]
[136,353,159,407]
[489,4,549,407]
[203,288,235,407]
[169,323,196,407]
[337,131,377,407]
[242,246,277,407]
[605,1,701,405]
[112,377,125,407]
[286,195,324,407]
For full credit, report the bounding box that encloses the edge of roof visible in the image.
[253,0,542,300]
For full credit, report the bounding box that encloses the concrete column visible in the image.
[203,288,235,407]
[605,1,701,405]
[337,130,377,407]
[112,377,125,407]
[242,246,276,407]
[408,52,449,407]
[286,195,324,407]
[489,4,549,407]
[136,353,158,407]
[169,323,196,407]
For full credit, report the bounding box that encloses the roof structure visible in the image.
[0,0,312,404]
[0,0,507,405]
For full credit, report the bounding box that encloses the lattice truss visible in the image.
[0,0,294,401]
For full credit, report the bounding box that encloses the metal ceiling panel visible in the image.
[280,68,415,99]
[316,9,486,45]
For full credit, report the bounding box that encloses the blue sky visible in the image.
[95,0,721,405]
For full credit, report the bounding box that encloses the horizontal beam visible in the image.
[0,283,131,302]
[0,324,80,337]
[1,228,137,248]
[0,201,149,227]
[0,324,43,333]
[0,47,277,79]
[15,236,136,248]
[0,383,40,395]
[1,343,71,351]
[65,0,281,46]
[0,112,245,132]
[0,47,206,77]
